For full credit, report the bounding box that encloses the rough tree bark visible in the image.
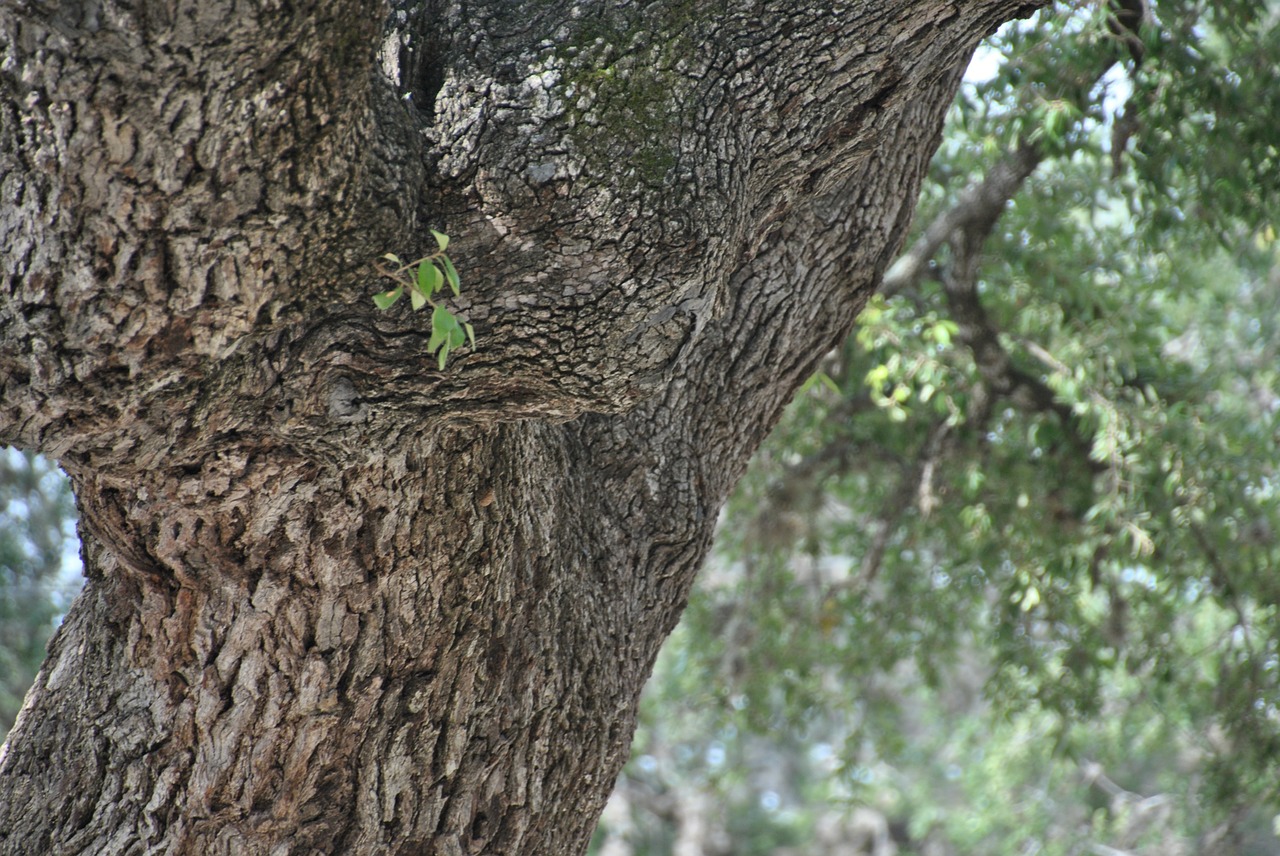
[0,1,1044,853]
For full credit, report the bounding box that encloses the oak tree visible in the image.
[0,1,1046,853]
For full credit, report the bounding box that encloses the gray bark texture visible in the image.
[0,1,1043,853]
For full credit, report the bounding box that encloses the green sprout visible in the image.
[373,229,475,369]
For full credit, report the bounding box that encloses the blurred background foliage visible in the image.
[2,1,1279,854]
[593,1,1280,854]
[0,449,78,738]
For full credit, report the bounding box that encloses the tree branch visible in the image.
[882,141,1044,297]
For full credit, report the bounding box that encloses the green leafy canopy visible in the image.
[598,3,1280,854]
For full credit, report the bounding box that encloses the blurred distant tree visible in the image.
[0,451,77,738]
[596,2,1280,854]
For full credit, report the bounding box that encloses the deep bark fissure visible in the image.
[2,1,1047,853]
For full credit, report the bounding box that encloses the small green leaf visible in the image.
[431,304,453,334]
[373,286,403,310]
[381,253,402,265]
[431,305,460,353]
[410,285,428,310]
[441,255,460,296]
[437,342,450,370]
[464,322,476,348]
[418,261,443,296]
[448,325,466,349]
[431,229,450,252]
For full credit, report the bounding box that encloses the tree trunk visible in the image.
[0,1,1044,853]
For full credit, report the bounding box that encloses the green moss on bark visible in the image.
[551,0,722,190]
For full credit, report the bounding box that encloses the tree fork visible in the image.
[1,1,1046,852]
